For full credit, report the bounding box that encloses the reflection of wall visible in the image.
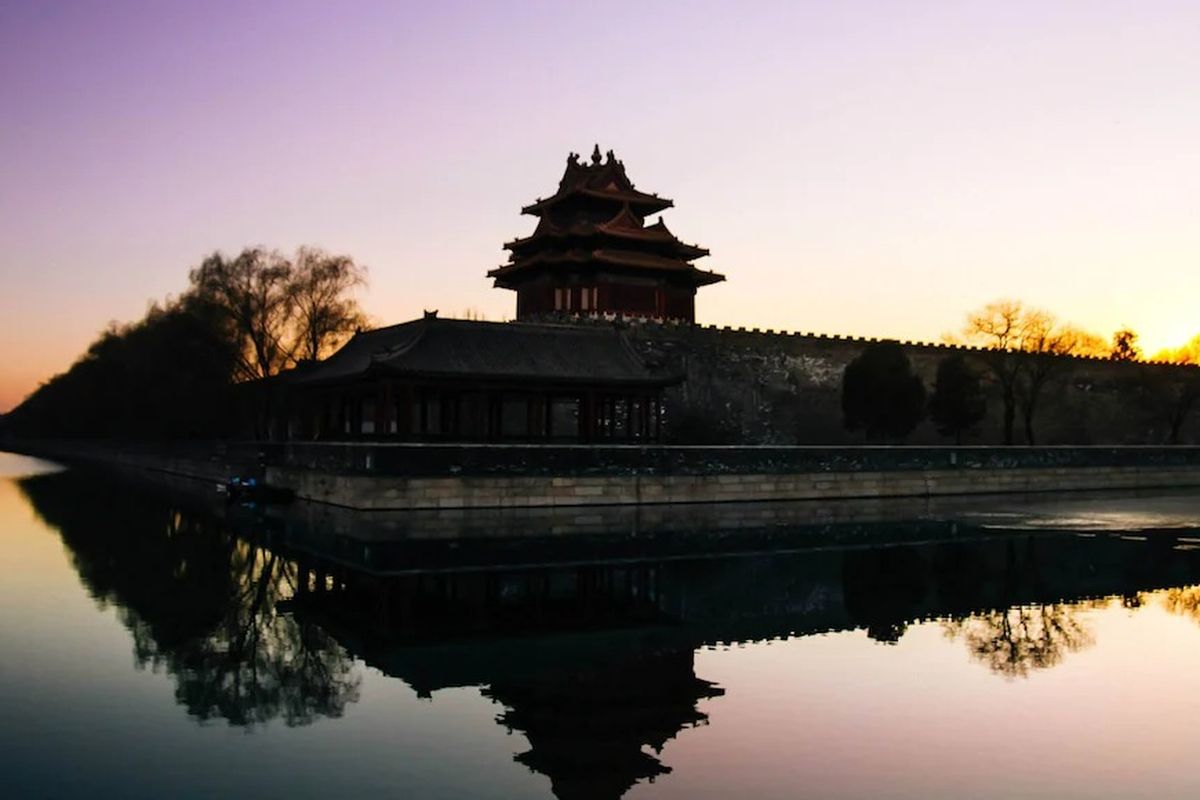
[21,465,1200,800]
[291,531,1200,799]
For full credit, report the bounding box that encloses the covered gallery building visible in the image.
[278,313,680,443]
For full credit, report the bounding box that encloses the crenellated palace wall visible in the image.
[610,318,1200,445]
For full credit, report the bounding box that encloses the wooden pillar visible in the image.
[580,391,592,443]
[342,391,350,439]
[378,382,392,437]
[395,384,407,438]
[418,390,428,437]
[545,393,554,439]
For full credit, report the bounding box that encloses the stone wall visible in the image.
[266,462,1200,511]
[13,439,1200,511]
[619,320,1200,445]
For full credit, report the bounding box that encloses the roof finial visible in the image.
[591,144,602,165]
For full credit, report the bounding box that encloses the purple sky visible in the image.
[2,0,1198,410]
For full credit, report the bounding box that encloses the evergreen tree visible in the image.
[841,343,926,442]
[929,354,987,444]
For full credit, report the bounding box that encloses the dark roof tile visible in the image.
[290,317,680,388]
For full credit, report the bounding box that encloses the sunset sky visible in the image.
[2,0,1198,411]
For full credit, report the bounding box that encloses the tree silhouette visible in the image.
[928,354,986,444]
[1110,328,1142,362]
[188,246,369,379]
[6,245,367,439]
[1014,313,1097,445]
[1142,369,1200,444]
[960,300,1025,445]
[5,295,239,438]
[961,300,1102,444]
[289,246,369,362]
[841,342,926,442]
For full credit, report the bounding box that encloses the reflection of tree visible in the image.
[942,603,1095,678]
[1153,586,1200,624]
[129,535,360,726]
[18,470,359,727]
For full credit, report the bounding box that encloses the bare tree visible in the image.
[188,248,296,380]
[961,300,1102,444]
[1143,366,1200,443]
[188,246,369,377]
[962,300,1026,445]
[290,247,368,362]
[1015,315,1100,445]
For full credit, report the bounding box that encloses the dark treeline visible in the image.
[2,247,366,439]
[14,297,239,438]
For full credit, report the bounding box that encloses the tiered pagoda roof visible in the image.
[488,145,725,290]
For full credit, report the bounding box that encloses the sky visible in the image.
[1,0,1198,411]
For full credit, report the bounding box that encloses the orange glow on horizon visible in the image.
[3,3,1199,413]
[4,294,1200,414]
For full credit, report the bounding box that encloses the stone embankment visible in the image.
[9,440,1200,511]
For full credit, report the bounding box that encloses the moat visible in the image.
[6,450,1200,799]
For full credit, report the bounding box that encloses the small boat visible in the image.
[222,476,294,505]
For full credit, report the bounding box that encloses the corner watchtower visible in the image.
[488,145,725,323]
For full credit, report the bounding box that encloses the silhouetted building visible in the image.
[276,312,679,442]
[490,145,725,323]
[271,146,719,442]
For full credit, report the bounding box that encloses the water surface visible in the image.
[3,451,1200,799]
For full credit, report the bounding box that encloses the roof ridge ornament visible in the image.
[591,144,602,165]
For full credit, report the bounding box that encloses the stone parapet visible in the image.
[10,440,1200,511]
[267,461,1200,510]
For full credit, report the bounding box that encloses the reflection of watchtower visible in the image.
[490,145,725,323]
[484,644,723,800]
